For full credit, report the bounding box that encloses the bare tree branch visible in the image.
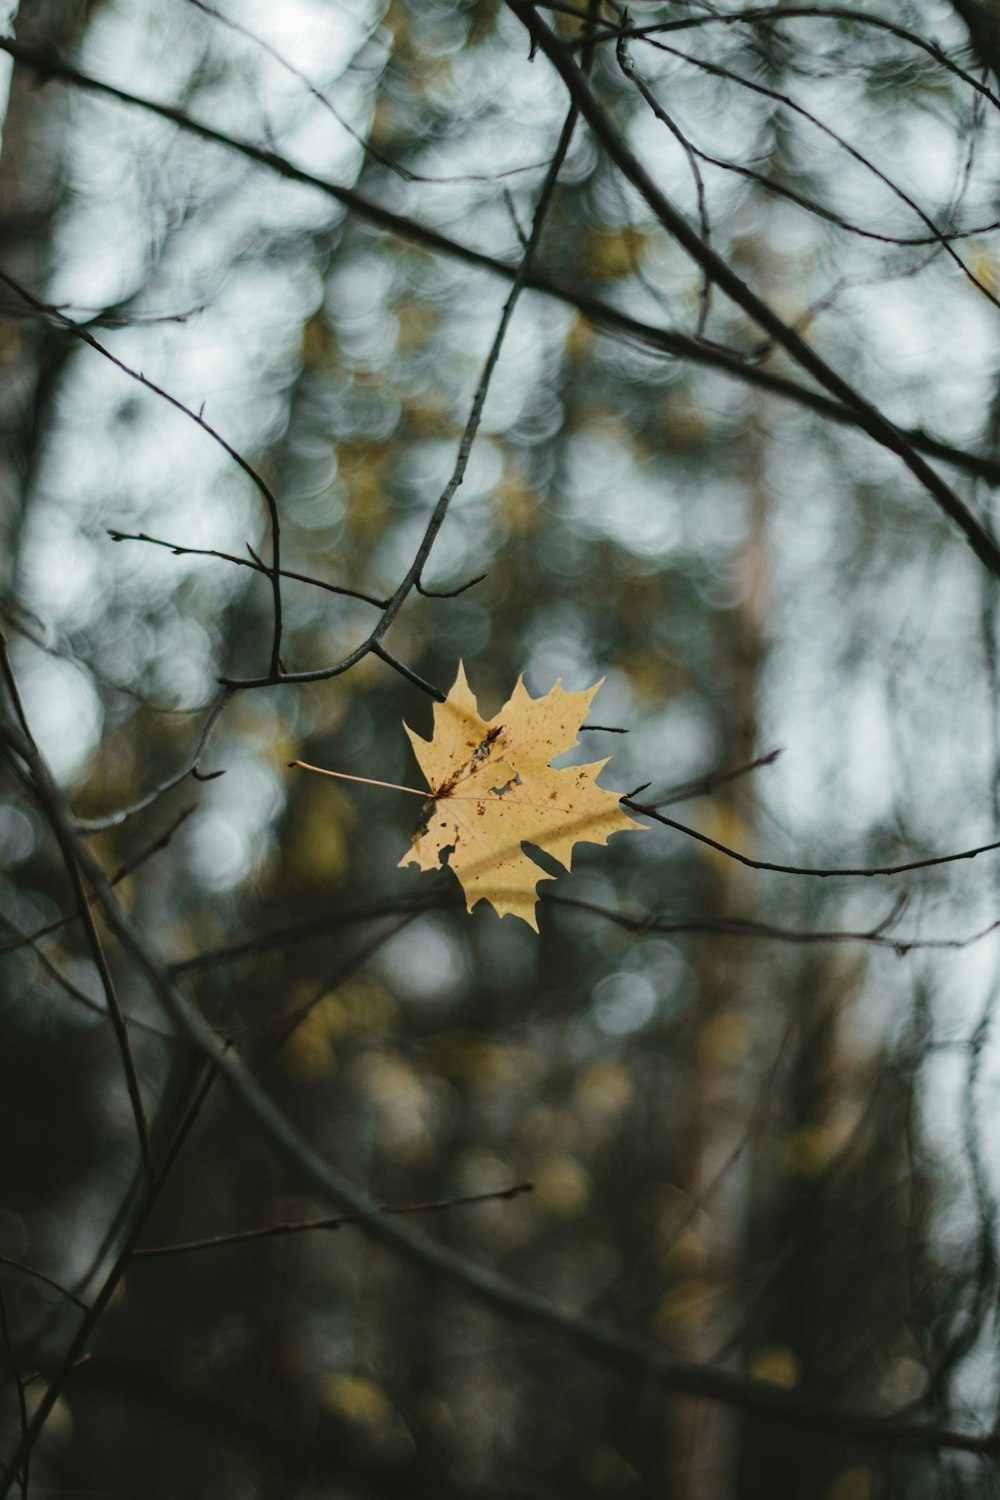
[166,885,1000,974]
[578,5,1000,116]
[0,38,996,487]
[0,1285,28,1500]
[652,748,783,805]
[0,909,173,1038]
[618,41,1000,256]
[0,806,194,960]
[0,1256,87,1313]
[220,69,584,688]
[133,1184,534,1260]
[0,638,153,1179]
[0,270,286,679]
[505,1,1000,579]
[0,1053,220,1496]
[107,529,389,609]
[2,696,998,1465]
[185,0,551,187]
[75,690,232,835]
[625,796,1000,878]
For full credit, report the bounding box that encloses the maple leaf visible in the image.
[398,663,644,929]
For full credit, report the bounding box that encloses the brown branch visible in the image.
[107,530,389,608]
[133,1184,534,1260]
[619,42,1000,256]
[0,298,206,327]
[368,642,446,701]
[627,64,714,335]
[415,571,488,599]
[106,807,195,880]
[185,0,550,188]
[633,34,1000,300]
[556,895,1000,953]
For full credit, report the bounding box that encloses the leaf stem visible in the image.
[292,759,552,806]
[290,761,428,797]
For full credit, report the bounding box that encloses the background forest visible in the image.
[3,0,1000,1495]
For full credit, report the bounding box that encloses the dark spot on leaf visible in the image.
[413,799,436,840]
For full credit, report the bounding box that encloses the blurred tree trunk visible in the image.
[667,355,773,1500]
[0,0,105,601]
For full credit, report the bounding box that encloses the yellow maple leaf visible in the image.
[397,663,644,929]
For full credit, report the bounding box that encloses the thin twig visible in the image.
[0,805,195,958]
[624,797,1000,877]
[0,910,173,1039]
[369,642,446,701]
[75,690,232,834]
[0,38,997,483]
[169,890,457,973]
[185,0,551,186]
[619,41,1000,258]
[291,761,427,797]
[107,530,388,609]
[634,36,1000,297]
[652,748,783,805]
[134,1184,534,1259]
[0,270,285,678]
[166,883,1000,975]
[551,894,1000,953]
[0,642,152,1177]
[504,1,1000,578]
[0,1256,88,1313]
[0,1059,221,1495]
[617,41,714,335]
[0,298,206,327]
[223,88,585,688]
[0,1284,28,1500]
[415,571,488,599]
[577,5,1000,118]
